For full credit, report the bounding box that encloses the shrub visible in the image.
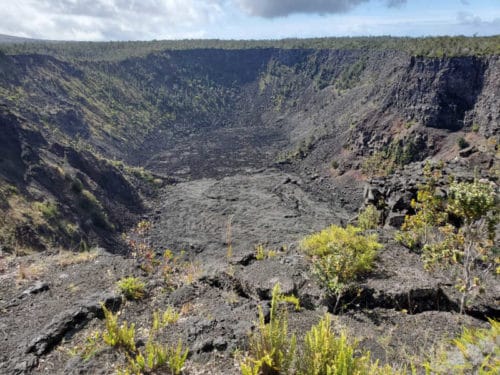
[70,177,83,193]
[240,284,297,375]
[358,205,381,230]
[117,277,145,300]
[300,224,381,258]
[426,180,498,313]
[301,225,381,313]
[397,170,498,313]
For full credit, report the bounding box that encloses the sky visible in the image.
[1,0,499,41]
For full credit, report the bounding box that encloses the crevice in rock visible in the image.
[327,286,498,321]
[327,287,457,316]
[200,272,251,299]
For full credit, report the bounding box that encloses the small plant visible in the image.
[240,296,411,375]
[102,305,136,352]
[67,330,101,361]
[255,244,278,261]
[152,306,180,331]
[102,305,188,375]
[124,220,158,273]
[471,123,480,133]
[161,249,187,290]
[240,284,297,375]
[128,339,188,375]
[296,314,371,375]
[166,339,189,375]
[278,294,301,312]
[358,204,381,230]
[301,225,381,313]
[117,277,145,300]
[124,221,189,290]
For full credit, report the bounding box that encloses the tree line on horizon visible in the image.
[0,35,498,62]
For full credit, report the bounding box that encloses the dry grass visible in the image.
[181,261,202,285]
[56,249,99,267]
[180,302,196,317]
[17,262,46,282]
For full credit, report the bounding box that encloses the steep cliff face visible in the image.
[390,56,490,130]
[0,108,144,253]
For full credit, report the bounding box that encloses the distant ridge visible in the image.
[0,34,43,44]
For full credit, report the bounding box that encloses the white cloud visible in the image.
[0,0,225,41]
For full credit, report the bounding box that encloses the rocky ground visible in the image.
[1,160,497,374]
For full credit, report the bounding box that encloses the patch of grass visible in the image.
[66,330,102,361]
[33,200,59,220]
[117,277,145,300]
[297,314,370,375]
[101,306,188,375]
[180,261,202,285]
